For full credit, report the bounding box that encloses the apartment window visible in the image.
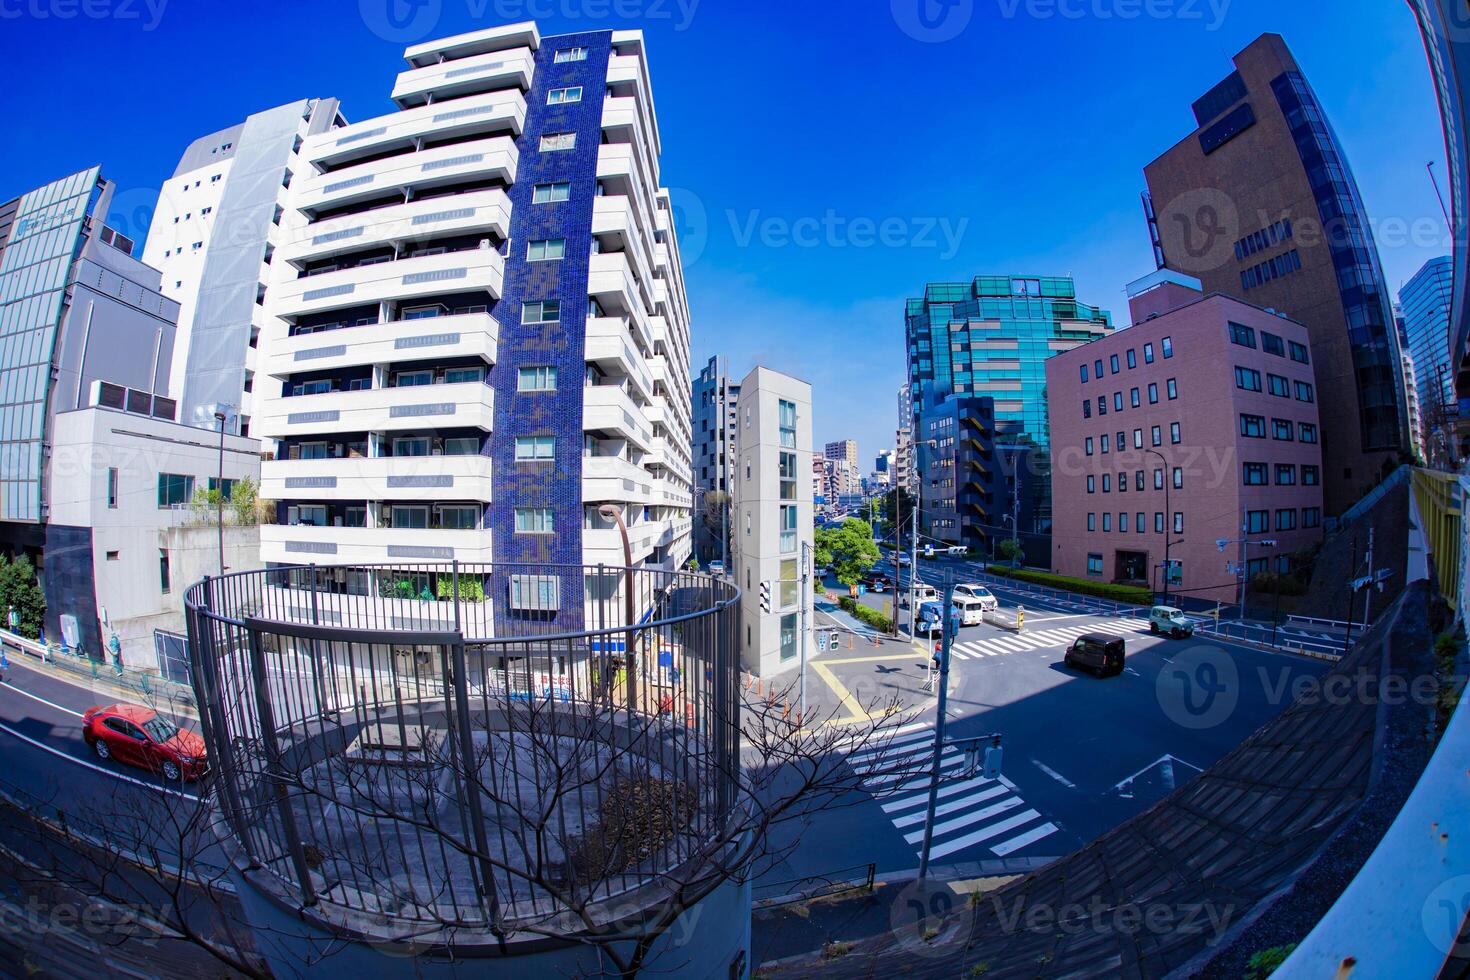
[444,436,480,455]
[1085,436,1094,456]
[1262,332,1285,356]
[1302,464,1320,486]
[1113,392,1123,412]
[780,558,799,608]
[1087,513,1096,531]
[1228,322,1256,348]
[509,574,559,612]
[515,436,556,461]
[1098,396,1107,416]
[1120,512,1130,532]
[1244,462,1268,485]
[1235,367,1262,392]
[1083,400,1091,419]
[527,238,567,261]
[518,366,557,391]
[156,473,194,508]
[1132,428,1143,449]
[390,505,429,529]
[107,468,118,508]
[1299,422,1318,443]
[1276,509,1297,531]
[780,504,798,554]
[1087,553,1103,576]
[1154,469,1164,490]
[1080,363,1089,383]
[393,436,431,457]
[1110,354,1120,374]
[1151,425,1162,447]
[1086,475,1095,493]
[1101,436,1109,455]
[1130,387,1140,408]
[1116,431,1126,451]
[1240,414,1266,438]
[1170,422,1181,445]
[106,550,119,561]
[1102,474,1111,492]
[547,86,583,105]
[515,507,554,534]
[780,452,798,500]
[1173,512,1184,534]
[1162,336,1174,358]
[1275,463,1296,485]
[1303,507,1322,529]
[1247,510,1270,533]
[1094,358,1104,379]
[522,300,561,323]
[1136,511,1145,532]
[1127,349,1137,369]
[444,367,483,384]
[1135,470,1144,491]
[1267,373,1291,397]
[394,370,433,387]
[159,549,170,594]
[554,46,588,62]
[532,182,572,203]
[1295,380,1315,403]
[539,132,577,152]
[1102,513,1112,532]
[1172,467,1184,489]
[1289,340,1309,364]
[779,399,798,449]
[1164,378,1179,401]
[1154,512,1165,533]
[1148,382,1158,404]
[1143,343,1155,364]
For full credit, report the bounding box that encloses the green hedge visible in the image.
[985,566,1152,605]
[838,596,893,633]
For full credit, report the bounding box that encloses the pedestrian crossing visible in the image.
[948,619,1152,661]
[846,725,1060,861]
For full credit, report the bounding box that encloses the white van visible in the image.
[953,595,988,626]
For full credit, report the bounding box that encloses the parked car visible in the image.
[900,583,939,608]
[708,560,725,577]
[862,573,891,593]
[1063,634,1126,677]
[897,553,912,567]
[915,601,945,636]
[1149,605,1194,638]
[82,704,207,781]
[953,584,998,611]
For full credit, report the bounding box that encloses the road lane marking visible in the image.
[0,721,199,802]
[928,809,1044,859]
[1031,759,1077,789]
[0,681,84,718]
[990,822,1060,856]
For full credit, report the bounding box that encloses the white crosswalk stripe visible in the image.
[946,620,1151,660]
[847,725,1059,861]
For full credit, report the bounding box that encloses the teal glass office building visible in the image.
[1399,255,1456,453]
[905,275,1112,537]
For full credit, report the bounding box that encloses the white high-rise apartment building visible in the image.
[249,22,692,592]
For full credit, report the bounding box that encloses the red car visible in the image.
[82,704,208,781]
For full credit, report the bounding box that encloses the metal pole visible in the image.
[1237,521,1247,620]
[918,575,956,881]
[215,411,227,577]
[799,541,810,719]
[909,476,919,637]
[1147,448,1168,605]
[1344,535,1359,653]
[1362,525,1374,629]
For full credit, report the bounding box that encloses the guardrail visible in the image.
[1284,614,1351,631]
[0,627,197,711]
[752,862,876,908]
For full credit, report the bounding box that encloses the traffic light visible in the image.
[759,580,771,613]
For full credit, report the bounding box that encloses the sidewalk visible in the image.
[0,629,198,719]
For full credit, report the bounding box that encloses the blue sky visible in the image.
[0,0,1451,467]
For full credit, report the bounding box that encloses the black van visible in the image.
[1064,633,1126,677]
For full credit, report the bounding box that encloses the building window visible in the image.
[1303,507,1322,528]
[1154,468,1164,490]
[1116,431,1126,451]
[554,46,589,62]
[522,300,560,323]
[1228,322,1257,348]
[208,477,236,499]
[1102,474,1111,492]
[1132,429,1143,449]
[1275,463,1297,485]
[1267,373,1291,397]
[780,504,798,554]
[539,132,577,152]
[1094,358,1104,379]
[1087,553,1103,576]
[159,549,170,594]
[527,238,567,261]
[1113,392,1123,412]
[1166,378,1178,400]
[1235,367,1262,392]
[1151,426,1162,447]
[1299,422,1318,443]
[509,574,559,612]
[1247,510,1270,533]
[779,399,797,448]
[780,558,798,608]
[1144,343,1155,364]
[1294,380,1315,403]
[1087,513,1096,531]
[1148,382,1158,404]
[1127,349,1137,369]
[1269,418,1293,440]
[515,436,555,461]
[156,473,194,508]
[1262,332,1285,356]
[515,507,554,534]
[1276,508,1297,531]
[779,613,798,661]
[1130,387,1140,408]
[1101,436,1109,455]
[1172,467,1183,489]
[444,437,480,455]
[1098,396,1107,416]
[1154,512,1164,533]
[1080,363,1089,383]
[1120,512,1130,532]
[547,86,583,105]
[1085,437,1094,456]
[1173,512,1183,534]
[780,452,798,500]
[1083,400,1091,419]
[1302,464,1320,486]
[1136,511,1145,532]
[1102,513,1112,532]
[1110,354,1120,374]
[518,366,557,391]
[1135,470,1144,491]
[107,468,118,508]
[532,182,571,203]
[439,505,479,530]
[1244,462,1268,485]
[1162,336,1174,358]
[1289,340,1310,364]
[1170,422,1181,444]
[1240,414,1265,438]
[1086,475,1095,493]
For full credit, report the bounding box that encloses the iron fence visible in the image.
[184,562,741,932]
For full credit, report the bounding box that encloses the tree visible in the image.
[0,553,46,638]
[995,538,1023,563]
[815,518,881,587]
[229,476,260,526]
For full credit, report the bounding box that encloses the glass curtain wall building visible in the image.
[1399,255,1456,464]
[904,274,1112,537]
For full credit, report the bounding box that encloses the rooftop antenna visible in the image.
[1428,160,1451,227]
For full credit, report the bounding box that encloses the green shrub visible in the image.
[435,576,487,602]
[986,566,1151,605]
[838,596,893,633]
[1244,943,1296,979]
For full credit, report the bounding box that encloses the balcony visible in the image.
[260,523,493,565]
[266,312,498,379]
[391,47,535,107]
[583,384,653,450]
[588,251,654,336]
[279,190,512,266]
[592,195,657,295]
[584,522,661,562]
[254,380,494,439]
[261,454,493,503]
[272,247,504,319]
[295,136,518,215]
[304,90,526,170]
[584,316,654,404]
[582,455,654,504]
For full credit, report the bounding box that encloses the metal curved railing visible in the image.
[184,562,741,933]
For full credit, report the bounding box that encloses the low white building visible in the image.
[731,367,813,678]
[48,393,260,671]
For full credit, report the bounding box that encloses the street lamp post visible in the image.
[599,503,639,716]
[212,407,233,578]
[799,541,811,720]
[1145,448,1170,605]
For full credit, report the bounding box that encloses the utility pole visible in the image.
[1344,535,1359,653]
[1362,526,1375,629]
[799,541,811,720]
[918,575,956,881]
[909,474,919,637]
[1147,448,1170,604]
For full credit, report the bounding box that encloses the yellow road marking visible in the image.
[810,661,869,720]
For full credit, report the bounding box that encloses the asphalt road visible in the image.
[758,555,1331,892]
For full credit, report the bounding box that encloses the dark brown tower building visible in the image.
[1143,33,1409,515]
